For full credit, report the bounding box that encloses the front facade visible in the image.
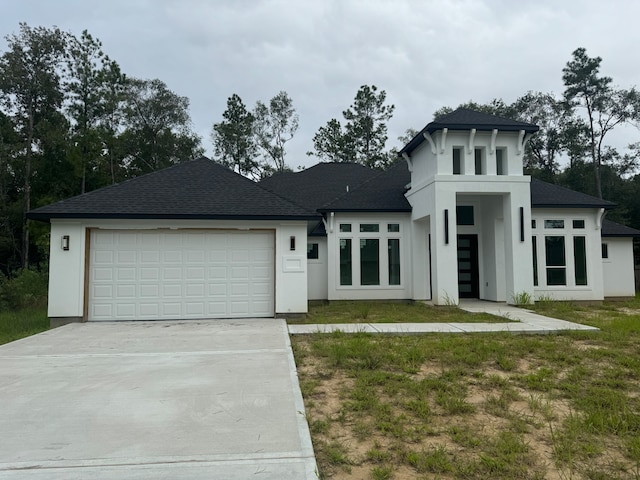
[31,109,639,325]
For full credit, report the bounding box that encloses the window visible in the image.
[574,236,587,285]
[496,148,506,175]
[360,239,380,285]
[453,147,463,174]
[388,239,401,285]
[339,239,352,285]
[532,236,538,286]
[339,223,351,232]
[572,219,585,229]
[545,220,564,229]
[532,219,537,229]
[456,206,474,226]
[387,223,400,232]
[307,243,319,260]
[474,148,484,175]
[360,223,379,232]
[545,236,566,285]
[602,243,609,259]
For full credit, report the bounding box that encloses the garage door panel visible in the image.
[117,268,136,281]
[163,267,182,280]
[115,303,135,317]
[139,285,159,298]
[140,251,160,263]
[93,268,113,281]
[186,284,205,297]
[163,284,182,297]
[116,284,136,298]
[139,303,159,317]
[89,230,274,321]
[118,251,136,264]
[140,268,160,281]
[163,251,182,263]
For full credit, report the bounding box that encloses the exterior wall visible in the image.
[307,237,328,300]
[405,128,534,305]
[602,237,636,297]
[47,218,308,320]
[326,212,412,300]
[531,209,604,301]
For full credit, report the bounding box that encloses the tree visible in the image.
[65,30,126,192]
[211,94,259,178]
[0,23,67,267]
[512,92,572,181]
[308,118,354,163]
[120,78,203,175]
[253,91,299,174]
[309,85,395,168]
[562,47,640,198]
[343,85,395,168]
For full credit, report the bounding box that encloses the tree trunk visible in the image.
[22,109,34,269]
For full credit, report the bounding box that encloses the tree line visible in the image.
[1,22,639,275]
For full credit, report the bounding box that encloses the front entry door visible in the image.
[457,235,479,298]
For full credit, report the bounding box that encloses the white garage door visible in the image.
[88,230,275,321]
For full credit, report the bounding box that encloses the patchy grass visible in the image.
[288,301,510,324]
[0,307,49,345]
[292,296,640,479]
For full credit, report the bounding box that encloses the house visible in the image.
[29,109,640,326]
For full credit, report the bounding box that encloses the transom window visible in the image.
[456,206,474,226]
[573,219,585,229]
[339,223,351,232]
[545,220,564,229]
[360,223,379,232]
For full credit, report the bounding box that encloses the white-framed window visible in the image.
[337,221,402,288]
[307,242,319,260]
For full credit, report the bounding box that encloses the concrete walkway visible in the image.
[288,300,598,335]
[0,319,318,480]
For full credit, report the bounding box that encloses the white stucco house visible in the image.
[29,109,640,326]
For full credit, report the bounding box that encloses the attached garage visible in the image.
[28,158,315,326]
[89,229,275,321]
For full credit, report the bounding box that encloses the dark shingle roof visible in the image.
[602,219,640,237]
[319,161,412,212]
[259,162,379,211]
[530,178,615,209]
[400,108,539,156]
[28,157,317,221]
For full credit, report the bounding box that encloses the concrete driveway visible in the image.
[0,319,318,479]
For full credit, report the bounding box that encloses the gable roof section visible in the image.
[530,178,615,209]
[28,157,317,221]
[259,162,379,211]
[601,219,640,237]
[400,108,539,156]
[319,161,412,212]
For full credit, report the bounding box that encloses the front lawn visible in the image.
[288,301,511,325]
[0,308,48,345]
[292,297,640,479]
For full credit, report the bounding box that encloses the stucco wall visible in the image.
[602,237,636,297]
[47,218,308,320]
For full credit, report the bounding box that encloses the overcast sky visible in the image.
[2,0,639,169]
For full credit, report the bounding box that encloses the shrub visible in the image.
[0,268,48,310]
